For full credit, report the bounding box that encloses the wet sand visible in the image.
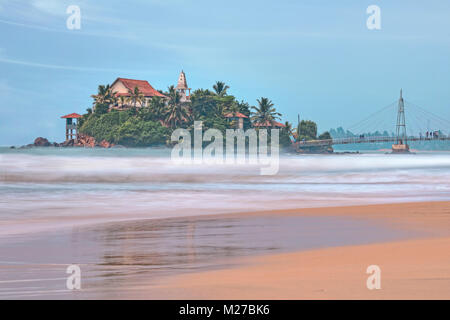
[147,201,450,299]
[1,201,449,299]
[151,237,450,299]
[0,213,411,299]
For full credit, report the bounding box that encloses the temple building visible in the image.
[108,72,191,109]
[110,77,167,108]
[176,70,191,103]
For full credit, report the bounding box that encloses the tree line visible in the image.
[79,81,329,148]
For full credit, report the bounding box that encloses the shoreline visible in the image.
[142,201,450,299]
[1,201,449,299]
[0,198,445,238]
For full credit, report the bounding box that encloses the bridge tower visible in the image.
[392,89,410,153]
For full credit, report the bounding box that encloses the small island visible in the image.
[21,72,332,153]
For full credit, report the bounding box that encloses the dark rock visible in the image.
[295,145,334,154]
[75,134,96,147]
[34,137,51,147]
[99,140,113,148]
[61,139,75,147]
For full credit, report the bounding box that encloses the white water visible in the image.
[1,147,450,236]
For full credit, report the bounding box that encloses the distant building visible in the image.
[176,70,191,103]
[224,112,248,129]
[110,77,167,108]
[253,121,286,129]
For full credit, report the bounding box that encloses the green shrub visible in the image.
[318,131,332,140]
[79,111,169,146]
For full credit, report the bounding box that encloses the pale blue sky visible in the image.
[0,0,449,145]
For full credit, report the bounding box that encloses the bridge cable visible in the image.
[346,101,397,133]
[405,100,450,128]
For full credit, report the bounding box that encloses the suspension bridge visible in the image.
[294,90,450,153]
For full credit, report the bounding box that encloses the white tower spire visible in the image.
[176,70,191,102]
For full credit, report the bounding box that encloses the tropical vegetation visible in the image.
[79,80,329,148]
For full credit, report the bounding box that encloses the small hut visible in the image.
[224,112,248,129]
[253,120,286,129]
[61,113,82,141]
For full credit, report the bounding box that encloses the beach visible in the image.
[149,202,450,300]
[1,201,449,299]
[1,149,450,299]
[2,0,450,304]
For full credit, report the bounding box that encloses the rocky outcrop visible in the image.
[17,134,115,149]
[61,139,75,147]
[295,145,334,154]
[74,134,96,147]
[34,137,51,147]
[73,134,114,148]
[99,140,113,148]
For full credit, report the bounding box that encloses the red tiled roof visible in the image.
[224,112,249,118]
[61,113,82,119]
[253,121,286,128]
[113,78,166,98]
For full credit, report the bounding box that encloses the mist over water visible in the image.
[1,147,450,236]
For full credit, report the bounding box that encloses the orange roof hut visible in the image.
[61,113,82,141]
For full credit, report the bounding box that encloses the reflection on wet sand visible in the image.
[0,214,414,299]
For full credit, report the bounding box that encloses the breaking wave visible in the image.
[1,148,450,235]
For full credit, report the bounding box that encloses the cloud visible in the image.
[30,0,128,25]
[0,0,8,11]
[0,18,138,41]
[0,56,143,73]
[31,0,66,17]
[0,18,58,31]
[0,79,12,97]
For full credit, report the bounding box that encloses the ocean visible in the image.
[1,147,449,298]
[1,147,450,236]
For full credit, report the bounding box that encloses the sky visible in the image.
[0,0,449,145]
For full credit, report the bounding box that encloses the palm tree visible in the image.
[224,101,240,116]
[91,85,108,105]
[164,86,191,128]
[251,97,281,126]
[283,121,295,141]
[284,121,293,136]
[127,86,145,108]
[148,96,166,120]
[91,84,117,106]
[190,89,217,119]
[118,96,127,109]
[166,85,179,104]
[110,90,118,106]
[213,81,230,97]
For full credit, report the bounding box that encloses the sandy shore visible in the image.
[149,201,450,299]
